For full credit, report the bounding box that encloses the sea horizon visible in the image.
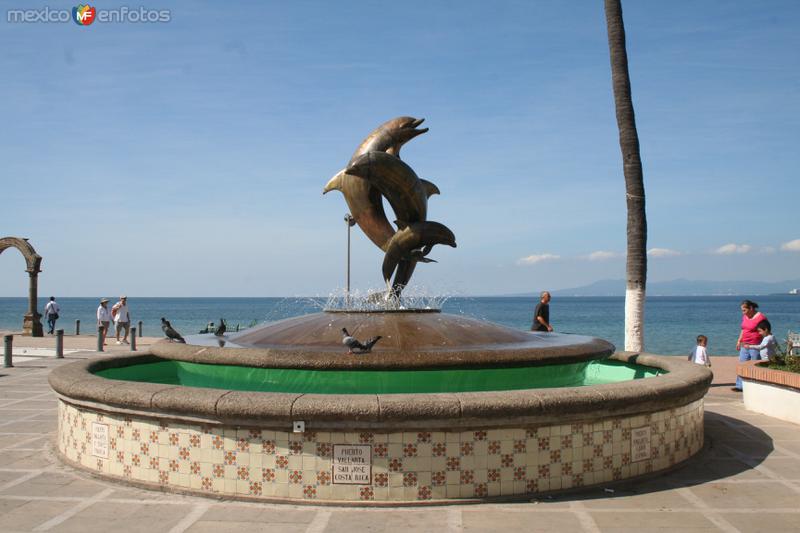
[2,294,796,358]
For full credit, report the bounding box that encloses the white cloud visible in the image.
[517,253,560,266]
[760,246,776,254]
[586,250,620,261]
[713,243,752,255]
[647,248,681,258]
[780,239,800,252]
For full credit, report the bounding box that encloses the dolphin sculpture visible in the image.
[324,117,456,297]
[345,152,432,226]
[324,117,429,251]
[381,221,457,289]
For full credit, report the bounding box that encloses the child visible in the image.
[744,320,777,362]
[689,335,711,367]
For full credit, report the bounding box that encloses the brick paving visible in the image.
[1,347,799,532]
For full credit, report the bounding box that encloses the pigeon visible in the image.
[341,328,382,354]
[161,317,186,343]
[214,318,226,337]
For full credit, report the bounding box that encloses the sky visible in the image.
[0,0,798,297]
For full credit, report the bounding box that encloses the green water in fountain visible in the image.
[96,359,662,395]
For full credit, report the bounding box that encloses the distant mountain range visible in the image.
[507,279,800,297]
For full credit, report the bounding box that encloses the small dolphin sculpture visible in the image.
[382,221,457,287]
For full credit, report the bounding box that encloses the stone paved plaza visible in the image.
[1,348,799,532]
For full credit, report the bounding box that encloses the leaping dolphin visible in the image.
[351,116,428,160]
[323,116,429,250]
[381,221,457,288]
[345,151,434,227]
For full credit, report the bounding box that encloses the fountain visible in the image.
[49,118,711,503]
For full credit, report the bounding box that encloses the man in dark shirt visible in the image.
[531,291,553,332]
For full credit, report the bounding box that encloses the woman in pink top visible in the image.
[735,299,766,390]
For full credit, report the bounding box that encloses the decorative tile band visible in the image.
[57,398,704,502]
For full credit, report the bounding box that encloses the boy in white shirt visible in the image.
[689,335,711,367]
[744,320,777,362]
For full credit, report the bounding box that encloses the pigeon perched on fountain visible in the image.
[341,328,382,354]
[214,318,226,337]
[161,317,186,343]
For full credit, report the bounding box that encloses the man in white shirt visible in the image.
[43,296,60,334]
[97,298,112,346]
[112,296,131,345]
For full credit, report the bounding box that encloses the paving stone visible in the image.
[462,509,583,532]
[589,510,716,530]
[0,449,55,469]
[186,520,308,533]
[0,472,106,497]
[579,485,692,510]
[724,511,800,533]
[756,456,800,479]
[0,499,77,531]
[324,510,450,533]
[687,481,800,509]
[49,502,193,533]
[200,505,317,524]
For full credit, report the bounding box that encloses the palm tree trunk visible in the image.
[604,0,647,352]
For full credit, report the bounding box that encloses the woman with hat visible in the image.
[96,298,112,347]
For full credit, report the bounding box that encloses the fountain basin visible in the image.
[50,348,710,504]
[94,358,663,394]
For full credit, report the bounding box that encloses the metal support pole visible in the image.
[344,214,355,307]
[130,327,137,351]
[56,329,64,358]
[138,320,143,337]
[75,319,80,335]
[3,335,12,368]
[97,326,104,352]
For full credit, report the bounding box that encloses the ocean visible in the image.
[0,295,797,357]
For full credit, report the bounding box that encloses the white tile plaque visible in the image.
[91,422,109,459]
[631,426,651,462]
[332,444,371,485]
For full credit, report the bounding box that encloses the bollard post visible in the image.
[130,327,137,351]
[56,329,64,358]
[75,319,80,336]
[138,320,143,337]
[97,326,104,352]
[3,335,12,368]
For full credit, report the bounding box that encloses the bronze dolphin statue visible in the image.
[351,116,428,159]
[323,117,428,250]
[345,151,435,226]
[381,221,457,288]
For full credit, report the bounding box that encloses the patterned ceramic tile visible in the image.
[58,398,705,502]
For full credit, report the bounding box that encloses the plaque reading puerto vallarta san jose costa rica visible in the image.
[332,444,371,485]
[91,422,109,459]
[631,426,651,462]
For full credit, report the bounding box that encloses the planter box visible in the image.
[738,360,800,425]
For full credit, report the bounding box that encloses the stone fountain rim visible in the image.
[48,352,712,431]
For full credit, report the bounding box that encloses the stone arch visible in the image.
[0,237,43,336]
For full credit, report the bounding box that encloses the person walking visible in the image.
[735,299,767,391]
[43,296,60,335]
[97,298,112,347]
[112,296,131,345]
[531,291,553,332]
